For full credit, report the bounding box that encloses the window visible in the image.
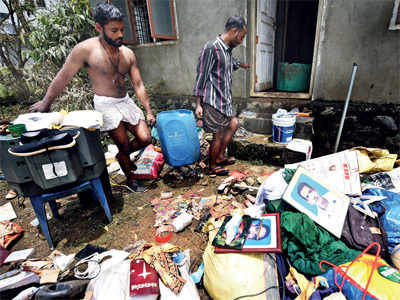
[389,0,400,30]
[36,0,46,8]
[90,0,178,45]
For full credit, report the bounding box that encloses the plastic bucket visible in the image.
[272,113,296,144]
[277,62,311,92]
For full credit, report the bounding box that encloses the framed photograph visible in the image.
[282,167,350,238]
[214,213,282,253]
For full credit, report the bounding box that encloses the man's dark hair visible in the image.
[225,16,246,32]
[93,2,124,27]
[297,182,313,200]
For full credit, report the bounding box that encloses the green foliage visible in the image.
[28,0,95,67]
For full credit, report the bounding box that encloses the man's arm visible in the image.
[232,57,250,71]
[193,45,214,119]
[29,44,86,112]
[128,51,155,125]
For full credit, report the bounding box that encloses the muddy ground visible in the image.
[0,159,277,298]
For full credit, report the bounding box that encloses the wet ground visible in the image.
[0,160,278,298]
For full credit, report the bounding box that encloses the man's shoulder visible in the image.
[203,37,219,50]
[76,37,99,48]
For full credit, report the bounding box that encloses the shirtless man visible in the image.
[29,2,155,192]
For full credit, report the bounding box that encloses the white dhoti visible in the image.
[93,94,145,132]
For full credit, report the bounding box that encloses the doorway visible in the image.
[250,0,321,99]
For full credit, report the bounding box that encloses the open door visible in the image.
[255,0,277,92]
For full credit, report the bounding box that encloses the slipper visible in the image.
[5,190,17,200]
[208,166,229,177]
[217,157,236,166]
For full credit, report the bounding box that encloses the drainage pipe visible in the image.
[334,63,358,153]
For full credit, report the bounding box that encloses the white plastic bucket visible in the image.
[272,113,296,144]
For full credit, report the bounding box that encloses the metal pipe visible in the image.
[334,63,358,153]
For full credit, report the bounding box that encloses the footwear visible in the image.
[5,190,17,200]
[217,157,236,166]
[208,166,229,177]
[9,130,80,157]
[127,180,147,193]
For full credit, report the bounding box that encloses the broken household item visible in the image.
[132,144,165,180]
[60,110,103,129]
[156,109,200,167]
[203,219,280,300]
[159,250,201,300]
[214,213,282,254]
[283,167,350,238]
[285,149,361,196]
[285,138,313,161]
[361,167,400,192]
[354,147,397,174]
[12,112,64,131]
[0,202,17,222]
[3,248,34,264]
[272,109,296,144]
[35,280,89,299]
[319,243,400,300]
[0,220,24,248]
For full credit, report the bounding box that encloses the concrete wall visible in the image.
[313,0,400,103]
[133,0,249,99]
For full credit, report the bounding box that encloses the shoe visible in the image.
[9,131,80,156]
[20,129,79,144]
[208,166,229,177]
[216,157,236,166]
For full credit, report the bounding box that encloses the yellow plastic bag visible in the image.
[202,219,279,300]
[320,243,400,300]
[285,266,328,300]
[353,147,397,174]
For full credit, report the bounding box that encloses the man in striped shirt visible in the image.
[193,16,249,175]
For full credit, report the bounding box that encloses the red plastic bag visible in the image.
[133,144,164,180]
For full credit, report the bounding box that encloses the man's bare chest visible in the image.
[86,49,130,76]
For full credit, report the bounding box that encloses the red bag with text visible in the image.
[132,144,164,179]
[129,259,159,298]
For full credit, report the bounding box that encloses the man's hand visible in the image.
[29,100,51,113]
[146,111,156,126]
[195,105,203,119]
[240,63,251,70]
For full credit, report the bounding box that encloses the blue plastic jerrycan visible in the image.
[156,109,200,167]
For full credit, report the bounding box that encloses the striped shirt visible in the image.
[193,36,240,117]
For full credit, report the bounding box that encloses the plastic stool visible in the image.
[30,177,112,249]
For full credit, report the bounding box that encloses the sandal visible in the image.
[216,157,236,166]
[5,190,17,200]
[208,166,229,177]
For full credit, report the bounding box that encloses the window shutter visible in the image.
[146,0,177,39]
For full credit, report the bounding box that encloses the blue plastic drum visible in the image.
[156,109,200,166]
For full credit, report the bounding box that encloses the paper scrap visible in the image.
[0,202,17,222]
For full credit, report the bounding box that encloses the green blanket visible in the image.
[280,211,361,276]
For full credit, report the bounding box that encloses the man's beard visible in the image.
[103,31,123,48]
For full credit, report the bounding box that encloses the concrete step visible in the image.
[228,134,309,167]
[239,112,314,140]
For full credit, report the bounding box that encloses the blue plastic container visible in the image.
[156,109,200,166]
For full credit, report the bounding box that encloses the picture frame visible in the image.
[214,213,282,253]
[282,167,350,238]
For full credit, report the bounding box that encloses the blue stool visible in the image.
[30,177,112,249]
